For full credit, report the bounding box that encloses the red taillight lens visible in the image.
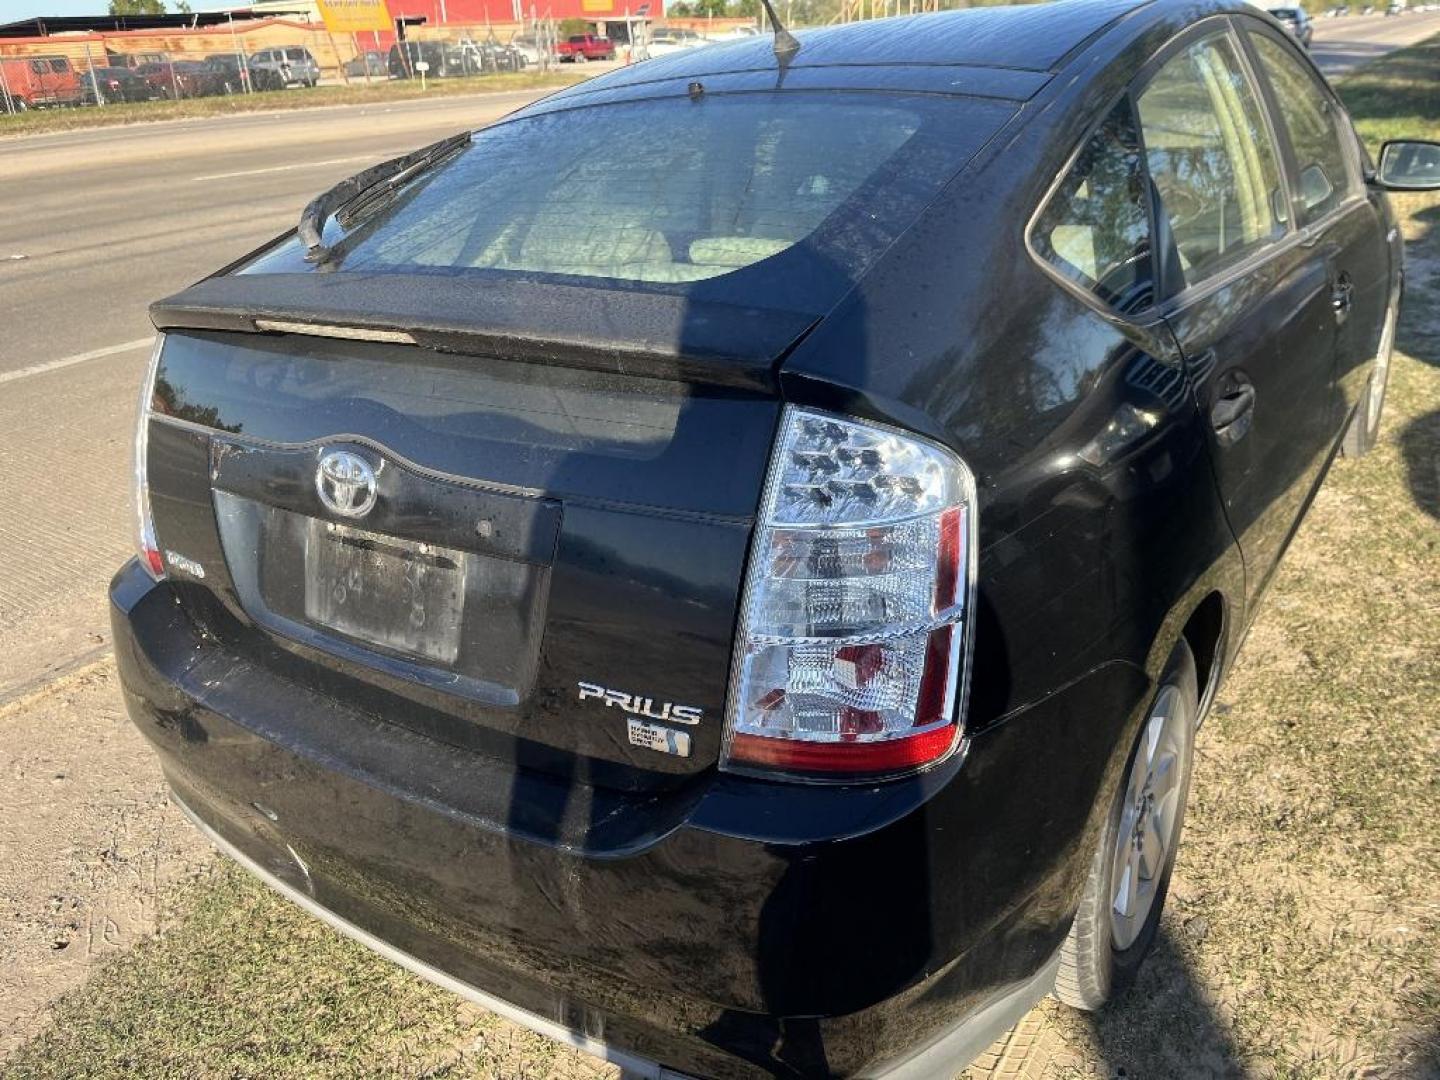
[134,336,165,581]
[721,408,976,781]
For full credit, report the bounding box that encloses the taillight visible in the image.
[134,336,165,580]
[722,407,977,781]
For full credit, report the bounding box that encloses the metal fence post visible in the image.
[229,14,252,93]
[83,40,104,106]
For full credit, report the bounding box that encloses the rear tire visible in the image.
[1342,293,1400,458]
[1054,639,1198,1010]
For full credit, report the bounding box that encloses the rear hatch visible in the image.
[142,83,1017,794]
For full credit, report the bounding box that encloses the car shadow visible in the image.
[1078,922,1247,1078]
[1395,202,1439,368]
[1399,408,1440,520]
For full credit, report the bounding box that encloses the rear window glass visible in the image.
[243,92,1013,312]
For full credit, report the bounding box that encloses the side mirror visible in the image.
[1375,140,1440,191]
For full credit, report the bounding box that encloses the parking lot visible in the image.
[1,13,1438,1078]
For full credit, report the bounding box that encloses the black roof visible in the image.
[586,0,1152,94]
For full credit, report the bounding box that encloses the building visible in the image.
[0,5,752,77]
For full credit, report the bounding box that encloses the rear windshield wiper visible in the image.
[297,131,472,263]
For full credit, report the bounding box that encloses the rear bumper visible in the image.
[172,788,1060,1080]
[112,559,1133,1078]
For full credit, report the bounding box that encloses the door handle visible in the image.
[1331,275,1354,323]
[1210,383,1256,447]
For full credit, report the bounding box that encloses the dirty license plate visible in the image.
[303,519,466,665]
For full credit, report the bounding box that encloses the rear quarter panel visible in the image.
[777,7,1245,975]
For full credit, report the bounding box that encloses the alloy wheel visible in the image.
[1109,685,1192,950]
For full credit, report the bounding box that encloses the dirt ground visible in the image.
[0,663,211,1057]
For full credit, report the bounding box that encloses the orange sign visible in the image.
[316,0,393,34]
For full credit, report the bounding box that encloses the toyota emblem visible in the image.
[315,450,378,519]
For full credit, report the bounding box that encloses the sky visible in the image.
[3,0,242,19]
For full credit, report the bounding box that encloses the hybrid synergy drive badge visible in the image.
[577,682,701,758]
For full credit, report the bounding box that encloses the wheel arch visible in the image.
[1179,589,1228,723]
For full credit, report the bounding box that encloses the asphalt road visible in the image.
[0,11,1437,693]
[1310,7,1440,72]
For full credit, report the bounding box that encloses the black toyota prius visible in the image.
[112,1,1440,1075]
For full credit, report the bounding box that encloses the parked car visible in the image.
[107,51,168,70]
[712,24,761,39]
[1268,5,1314,44]
[135,60,222,99]
[343,50,388,78]
[77,64,152,104]
[387,40,471,78]
[0,55,84,111]
[645,26,713,55]
[201,54,284,93]
[556,33,615,61]
[477,39,528,72]
[507,33,550,65]
[249,46,321,88]
[117,2,1440,1077]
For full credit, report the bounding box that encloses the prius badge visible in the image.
[577,682,703,725]
[316,449,378,519]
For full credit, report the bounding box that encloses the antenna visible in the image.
[757,0,800,63]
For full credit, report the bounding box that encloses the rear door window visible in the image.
[1248,31,1357,222]
[1137,32,1287,287]
[1030,98,1153,313]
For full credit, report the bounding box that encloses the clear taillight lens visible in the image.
[134,336,165,580]
[722,407,976,780]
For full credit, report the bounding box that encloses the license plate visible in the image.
[626,717,692,758]
[303,519,466,665]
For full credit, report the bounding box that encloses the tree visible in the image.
[175,0,193,11]
[108,0,167,13]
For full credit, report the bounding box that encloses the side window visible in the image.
[1250,32,1356,222]
[1031,99,1154,314]
[1137,33,1287,288]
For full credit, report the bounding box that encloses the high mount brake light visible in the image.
[134,336,165,581]
[722,407,977,781]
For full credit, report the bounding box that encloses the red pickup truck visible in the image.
[556,34,615,62]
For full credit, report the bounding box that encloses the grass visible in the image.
[4,34,1440,1080]
[0,70,590,138]
[1340,32,1440,143]
[2,866,614,1080]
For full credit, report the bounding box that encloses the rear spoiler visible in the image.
[150,273,817,391]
